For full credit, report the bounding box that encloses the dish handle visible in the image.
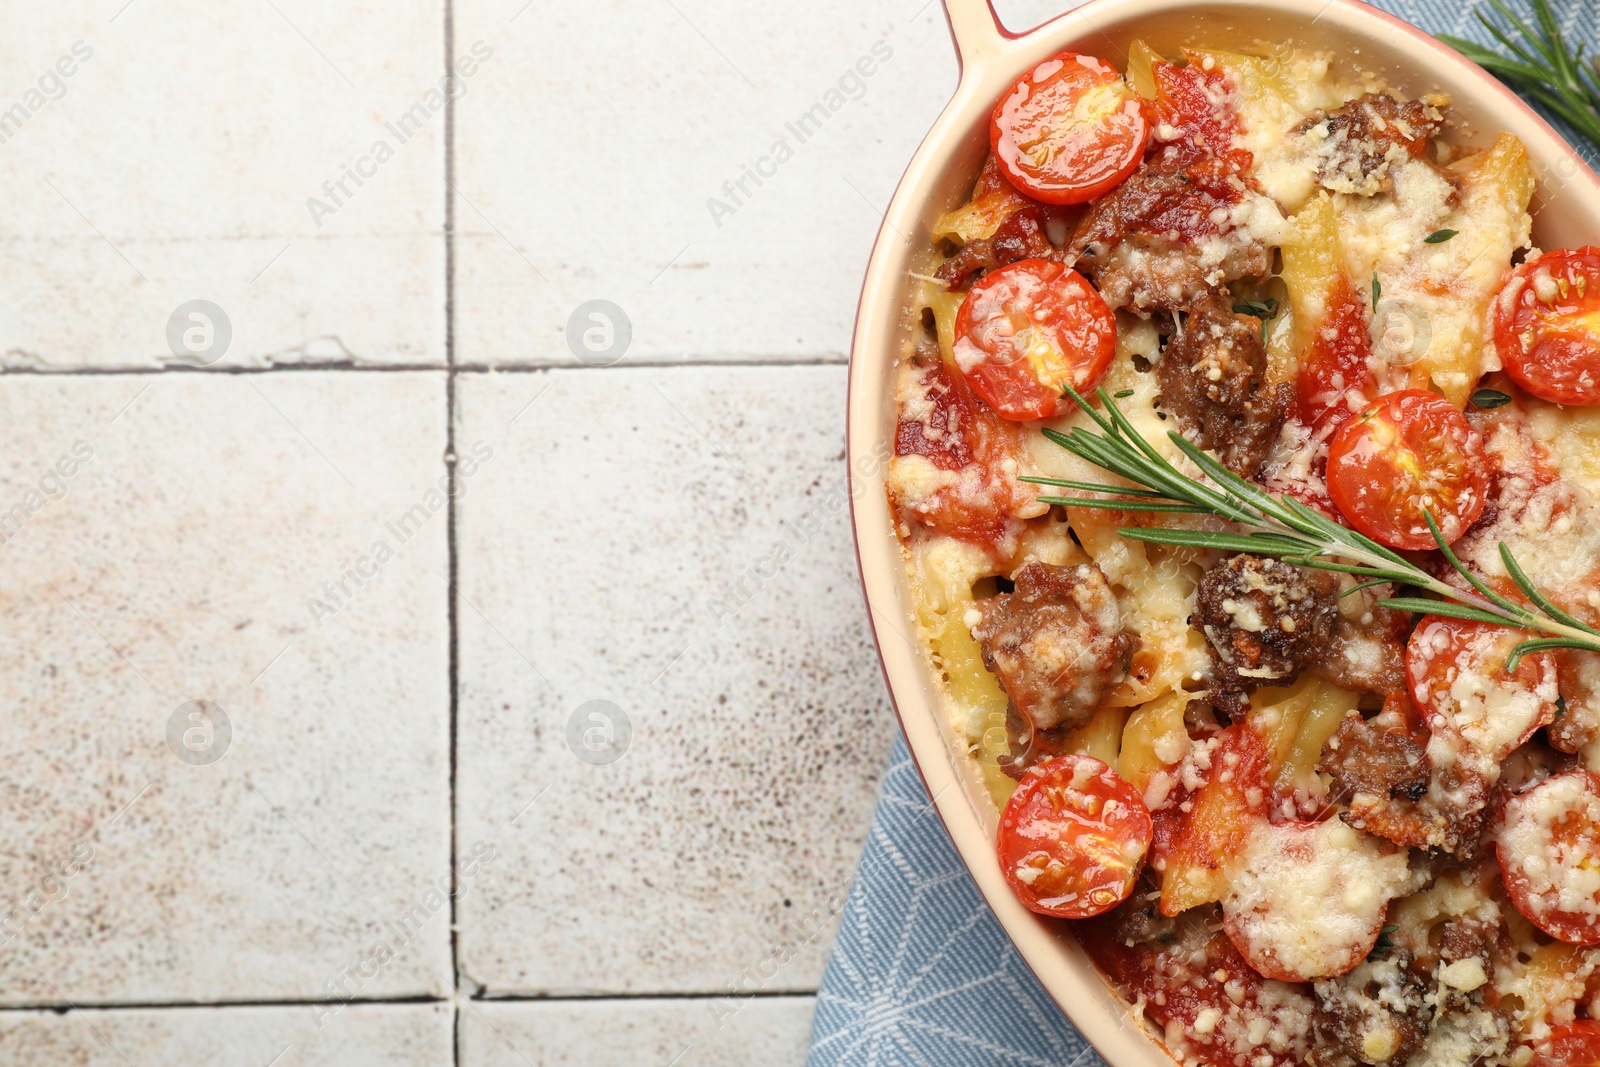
[940,0,1012,74]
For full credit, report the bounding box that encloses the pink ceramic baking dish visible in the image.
[846,0,1600,1063]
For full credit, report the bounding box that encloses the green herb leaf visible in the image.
[1113,388,1135,398]
[1039,497,1211,513]
[1505,638,1595,673]
[1340,578,1392,598]
[1232,298,1279,319]
[1377,598,1535,628]
[1441,0,1600,153]
[1471,388,1513,409]
[1019,475,1168,497]
[1368,924,1399,961]
[1371,272,1382,310]
[1424,229,1459,244]
[1041,388,1600,661]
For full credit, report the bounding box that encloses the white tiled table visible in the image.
[0,0,1063,1062]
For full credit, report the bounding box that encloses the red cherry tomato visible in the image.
[1530,1021,1600,1067]
[997,753,1153,919]
[1493,248,1600,405]
[1497,772,1600,945]
[1326,390,1488,550]
[1407,615,1559,768]
[952,259,1117,421]
[991,52,1149,205]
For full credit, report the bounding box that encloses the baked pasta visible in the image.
[888,39,1600,1067]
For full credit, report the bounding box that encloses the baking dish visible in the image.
[845,1,1600,1063]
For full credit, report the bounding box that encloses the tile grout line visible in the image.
[443,0,463,1061]
[0,356,851,376]
[0,989,822,1014]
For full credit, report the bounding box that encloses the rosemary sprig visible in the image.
[1441,0,1600,150]
[1040,387,1600,666]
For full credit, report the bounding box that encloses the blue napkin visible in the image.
[808,5,1597,1063]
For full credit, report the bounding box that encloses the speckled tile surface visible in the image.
[0,0,938,1056]
[0,373,451,1003]
[450,0,956,365]
[0,1003,453,1066]
[0,2,445,369]
[453,366,894,994]
[460,997,814,1067]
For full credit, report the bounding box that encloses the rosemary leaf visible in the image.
[1118,527,1317,555]
[1377,598,1527,628]
[1424,229,1459,243]
[1039,388,1600,664]
[1018,475,1169,497]
[1341,578,1393,599]
[1443,0,1600,149]
[1506,637,1600,673]
[1500,543,1600,635]
[1040,497,1212,513]
[1426,512,1528,617]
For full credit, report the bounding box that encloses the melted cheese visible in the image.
[1223,819,1418,980]
[1499,774,1600,921]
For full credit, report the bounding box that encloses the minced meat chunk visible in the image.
[1069,168,1272,312]
[1295,92,1446,196]
[1195,555,1339,699]
[1320,707,1488,857]
[972,561,1133,737]
[1157,291,1290,477]
[1312,955,1428,1067]
[936,206,1059,291]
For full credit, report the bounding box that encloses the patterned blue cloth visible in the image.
[809,4,1596,1063]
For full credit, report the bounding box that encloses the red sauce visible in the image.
[1290,273,1376,432]
[892,359,1030,552]
[1148,58,1254,195]
[1079,909,1313,1067]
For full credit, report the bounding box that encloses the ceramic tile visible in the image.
[460,997,813,1067]
[0,2,446,368]
[0,372,451,1003]
[0,1002,452,1066]
[454,365,894,994]
[451,0,957,364]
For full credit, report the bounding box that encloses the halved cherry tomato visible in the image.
[997,753,1152,918]
[1530,1021,1600,1067]
[1493,248,1600,405]
[1497,772,1600,945]
[991,52,1149,205]
[952,259,1116,421]
[1326,390,1488,550]
[1407,615,1559,768]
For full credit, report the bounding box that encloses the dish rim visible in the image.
[844,2,1600,1065]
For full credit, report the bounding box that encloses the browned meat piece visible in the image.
[1551,649,1600,754]
[1195,555,1339,699]
[1097,887,1177,947]
[1156,292,1289,477]
[1310,587,1411,697]
[1313,626,1409,696]
[1068,168,1271,312]
[1324,711,1431,807]
[972,561,1133,738]
[997,704,1074,779]
[1295,92,1446,196]
[1312,954,1428,1067]
[1321,706,1488,856]
[935,207,1058,290]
